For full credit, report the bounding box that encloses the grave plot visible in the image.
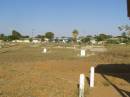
[42,48,47,53]
[0,44,129,97]
[80,49,86,57]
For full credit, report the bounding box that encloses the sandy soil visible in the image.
[0,45,129,97]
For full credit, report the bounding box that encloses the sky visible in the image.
[0,0,130,37]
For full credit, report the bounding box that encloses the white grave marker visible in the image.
[42,48,47,53]
[90,66,95,88]
[79,74,85,97]
[80,49,86,57]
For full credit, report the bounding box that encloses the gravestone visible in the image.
[80,49,86,57]
[42,48,47,53]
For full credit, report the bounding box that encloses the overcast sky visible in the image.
[0,0,130,37]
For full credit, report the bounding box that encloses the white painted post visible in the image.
[42,48,47,53]
[80,49,86,57]
[90,66,95,88]
[79,74,85,97]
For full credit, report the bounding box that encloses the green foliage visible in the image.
[0,34,13,41]
[35,34,45,42]
[81,36,91,43]
[55,38,59,43]
[118,25,130,37]
[29,38,33,42]
[67,37,72,43]
[0,34,5,40]
[95,34,112,41]
[41,35,45,41]
[121,32,127,38]
[12,30,22,40]
[72,29,79,43]
[45,32,54,41]
[107,39,120,44]
[22,35,29,38]
[35,34,42,38]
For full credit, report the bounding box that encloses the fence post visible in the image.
[79,74,85,97]
[90,66,95,88]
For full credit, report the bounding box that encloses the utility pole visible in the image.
[32,29,35,38]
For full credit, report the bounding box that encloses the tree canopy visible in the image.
[72,29,79,43]
[45,32,54,41]
[12,30,22,40]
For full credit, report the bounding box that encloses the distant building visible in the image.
[97,41,106,45]
[44,38,49,43]
[12,39,30,43]
[90,39,97,45]
[54,37,71,43]
[23,39,30,43]
[12,40,22,43]
[32,38,41,44]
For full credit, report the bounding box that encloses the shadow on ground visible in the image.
[95,64,130,97]
[95,64,130,83]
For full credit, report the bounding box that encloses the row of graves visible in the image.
[41,46,106,57]
[42,48,87,57]
[29,45,108,97]
[41,47,95,97]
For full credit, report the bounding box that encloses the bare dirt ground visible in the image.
[0,44,129,97]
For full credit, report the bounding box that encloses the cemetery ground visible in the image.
[0,44,130,97]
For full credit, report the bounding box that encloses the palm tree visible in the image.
[72,29,79,43]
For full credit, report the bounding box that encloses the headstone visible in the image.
[80,49,86,57]
[42,48,47,53]
[90,66,95,88]
[79,74,85,97]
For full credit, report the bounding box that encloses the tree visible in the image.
[118,25,130,37]
[29,38,33,42]
[12,30,22,40]
[72,29,79,43]
[81,36,91,44]
[95,34,111,42]
[0,34,5,40]
[118,25,130,43]
[22,35,29,38]
[107,39,119,44]
[35,34,42,38]
[121,32,127,38]
[55,37,59,43]
[35,34,45,41]
[0,34,11,41]
[41,35,45,41]
[45,32,54,41]
[7,35,14,41]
